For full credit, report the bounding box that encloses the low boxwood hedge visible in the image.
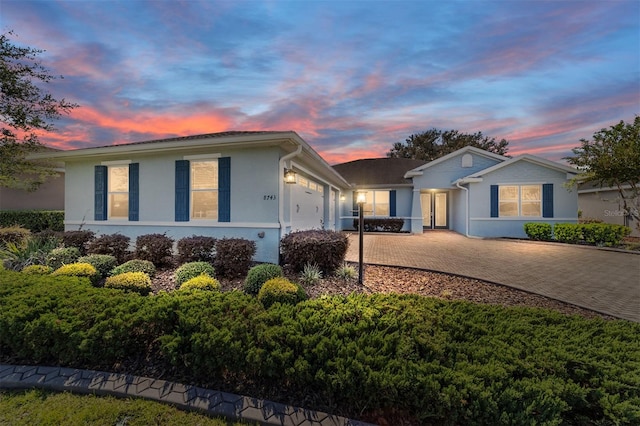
[1,268,638,425]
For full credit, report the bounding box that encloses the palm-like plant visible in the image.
[0,236,60,271]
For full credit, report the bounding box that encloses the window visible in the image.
[363,190,390,216]
[108,166,129,218]
[191,160,218,219]
[499,185,541,217]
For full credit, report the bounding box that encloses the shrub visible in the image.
[300,262,322,285]
[580,223,631,247]
[179,274,221,292]
[77,254,117,278]
[0,210,64,232]
[523,222,552,241]
[134,233,174,266]
[174,261,215,286]
[176,235,216,263]
[280,230,349,274]
[51,262,100,285]
[86,233,131,264]
[243,263,283,295]
[45,247,81,269]
[61,230,95,255]
[0,235,59,271]
[257,277,307,308]
[0,226,31,246]
[554,223,581,244]
[104,272,152,296]
[21,264,53,275]
[335,263,357,280]
[110,259,156,277]
[354,218,405,232]
[214,238,255,278]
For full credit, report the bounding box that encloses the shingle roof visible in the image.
[332,158,427,186]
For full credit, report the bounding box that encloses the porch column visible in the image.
[410,188,423,234]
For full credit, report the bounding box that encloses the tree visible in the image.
[1,31,78,191]
[387,128,509,161]
[565,117,640,228]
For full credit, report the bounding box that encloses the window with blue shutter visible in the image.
[542,183,554,218]
[128,163,139,221]
[218,157,230,222]
[390,190,397,217]
[94,165,108,221]
[175,160,190,221]
[490,185,499,217]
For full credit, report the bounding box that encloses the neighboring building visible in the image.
[578,182,639,236]
[0,172,65,211]
[29,131,349,263]
[335,146,579,238]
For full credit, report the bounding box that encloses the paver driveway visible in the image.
[345,231,640,322]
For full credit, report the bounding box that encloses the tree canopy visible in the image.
[387,128,509,161]
[565,116,640,226]
[0,31,78,191]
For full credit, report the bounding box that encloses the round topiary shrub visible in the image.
[78,254,117,278]
[179,274,221,292]
[104,272,152,296]
[21,264,53,275]
[174,261,215,286]
[46,246,81,269]
[257,277,307,309]
[51,262,100,285]
[243,263,283,295]
[110,259,156,277]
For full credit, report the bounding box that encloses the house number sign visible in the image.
[263,195,277,200]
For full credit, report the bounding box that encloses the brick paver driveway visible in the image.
[345,231,640,322]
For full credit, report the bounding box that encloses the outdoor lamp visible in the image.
[356,190,367,284]
[284,168,297,184]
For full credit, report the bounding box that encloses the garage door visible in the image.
[291,176,324,231]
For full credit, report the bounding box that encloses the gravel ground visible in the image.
[153,262,614,320]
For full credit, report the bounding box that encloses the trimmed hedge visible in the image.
[77,254,117,279]
[0,210,64,232]
[51,262,100,285]
[110,259,156,277]
[280,230,349,274]
[104,272,152,296]
[213,238,255,278]
[524,223,632,247]
[45,247,81,270]
[86,233,131,264]
[1,269,639,425]
[134,233,174,266]
[243,263,283,295]
[523,222,552,241]
[176,235,216,263]
[353,218,405,232]
[179,274,221,292]
[257,277,307,308]
[174,262,215,286]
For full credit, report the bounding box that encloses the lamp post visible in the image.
[356,190,367,284]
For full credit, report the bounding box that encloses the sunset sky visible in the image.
[2,0,638,164]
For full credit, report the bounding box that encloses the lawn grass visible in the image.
[0,389,252,426]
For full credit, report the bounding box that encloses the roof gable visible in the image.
[463,154,577,179]
[404,146,508,178]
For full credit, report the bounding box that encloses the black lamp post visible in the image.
[356,190,367,284]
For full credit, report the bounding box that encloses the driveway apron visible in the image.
[345,231,640,322]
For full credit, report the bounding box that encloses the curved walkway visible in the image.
[345,231,639,322]
[0,364,374,426]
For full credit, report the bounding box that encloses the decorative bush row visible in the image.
[0,210,64,232]
[243,263,283,295]
[1,269,638,425]
[353,218,405,232]
[280,230,349,274]
[524,222,631,247]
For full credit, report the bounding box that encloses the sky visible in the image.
[1,0,638,164]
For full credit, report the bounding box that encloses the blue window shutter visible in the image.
[352,191,358,217]
[389,190,397,217]
[175,160,190,222]
[218,157,231,222]
[128,163,139,221]
[542,183,554,218]
[94,165,107,221]
[490,185,499,217]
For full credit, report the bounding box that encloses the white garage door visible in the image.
[291,176,324,231]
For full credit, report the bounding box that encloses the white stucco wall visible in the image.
[412,152,502,189]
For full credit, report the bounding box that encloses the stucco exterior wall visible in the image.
[412,152,502,189]
[467,160,578,238]
[0,173,65,211]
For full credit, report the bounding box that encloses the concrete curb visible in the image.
[0,364,376,426]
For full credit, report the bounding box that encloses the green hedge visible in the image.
[0,210,64,232]
[1,269,639,425]
[524,222,632,247]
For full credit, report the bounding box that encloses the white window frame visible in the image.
[499,184,542,217]
[190,159,219,220]
[107,165,129,219]
[363,190,390,217]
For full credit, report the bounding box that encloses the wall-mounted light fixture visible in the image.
[339,193,346,202]
[284,168,297,184]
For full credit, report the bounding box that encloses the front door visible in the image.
[421,191,448,229]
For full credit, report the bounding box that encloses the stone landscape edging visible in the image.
[0,364,376,426]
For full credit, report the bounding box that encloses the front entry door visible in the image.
[421,192,448,229]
